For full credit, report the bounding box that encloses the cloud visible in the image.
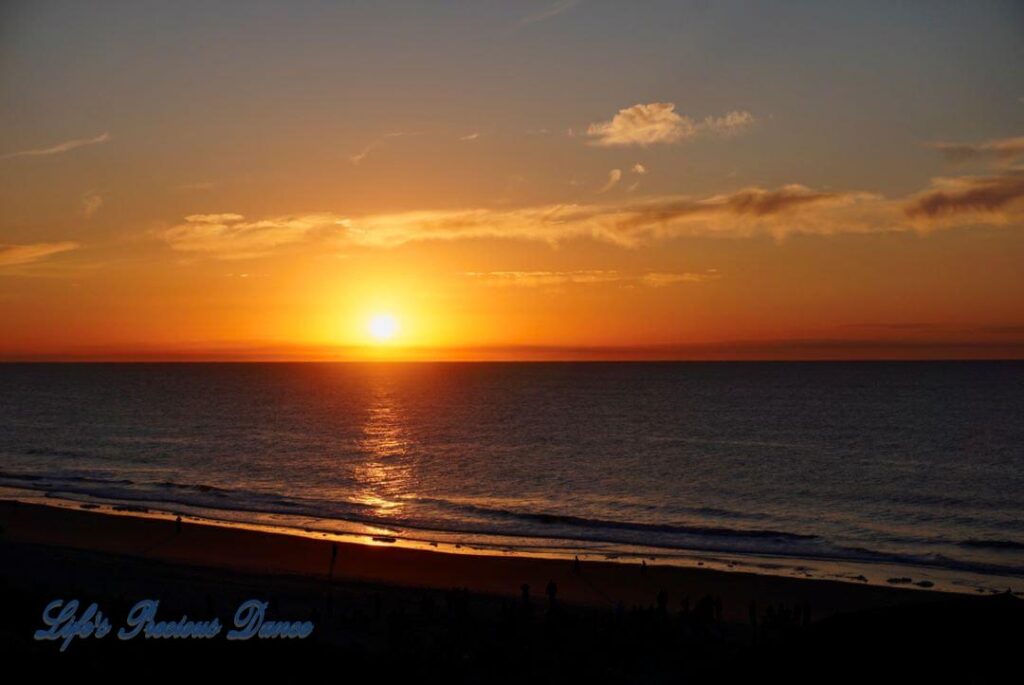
[160,213,347,259]
[459,133,480,141]
[701,111,756,137]
[641,270,720,287]
[923,136,1024,165]
[517,0,582,26]
[160,174,1021,259]
[3,132,110,159]
[178,180,220,191]
[463,270,620,288]
[586,103,755,147]
[81,191,103,218]
[904,173,1024,219]
[462,269,719,289]
[631,163,647,175]
[598,169,622,193]
[587,103,696,147]
[0,242,79,267]
[350,132,414,165]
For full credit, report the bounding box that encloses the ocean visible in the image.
[2,362,1022,593]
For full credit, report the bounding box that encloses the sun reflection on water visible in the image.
[353,378,415,516]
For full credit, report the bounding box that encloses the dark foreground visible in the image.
[0,502,1021,683]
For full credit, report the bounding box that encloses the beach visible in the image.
[3,498,1020,682]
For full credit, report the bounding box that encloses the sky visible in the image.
[1,0,1023,360]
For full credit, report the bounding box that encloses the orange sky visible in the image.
[1,2,1023,360]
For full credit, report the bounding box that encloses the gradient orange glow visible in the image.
[1,2,1022,361]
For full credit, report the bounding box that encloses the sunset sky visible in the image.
[2,1,1023,360]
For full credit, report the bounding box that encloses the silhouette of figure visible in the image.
[175,515,182,535]
[573,555,581,575]
[520,583,532,618]
[641,559,647,574]
[546,580,558,612]
[695,594,715,625]
[329,543,338,580]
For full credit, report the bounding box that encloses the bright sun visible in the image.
[368,313,399,342]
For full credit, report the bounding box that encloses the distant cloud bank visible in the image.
[158,174,1023,259]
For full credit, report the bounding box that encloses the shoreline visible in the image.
[0,498,961,623]
[5,496,1023,681]
[2,487,1016,597]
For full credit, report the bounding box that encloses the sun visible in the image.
[367,313,399,342]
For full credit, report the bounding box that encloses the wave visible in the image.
[407,495,816,542]
[2,468,1022,579]
[960,539,1024,551]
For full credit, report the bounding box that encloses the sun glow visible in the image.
[368,313,400,342]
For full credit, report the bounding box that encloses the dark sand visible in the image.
[1,499,1021,683]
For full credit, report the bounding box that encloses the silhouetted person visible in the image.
[520,583,532,618]
[546,580,558,612]
[641,559,647,574]
[175,515,182,535]
[749,600,758,644]
[573,555,581,575]
[329,543,338,580]
[695,595,715,625]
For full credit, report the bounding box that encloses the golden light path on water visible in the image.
[353,373,415,518]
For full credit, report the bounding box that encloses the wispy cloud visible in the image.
[0,242,80,267]
[459,132,480,142]
[904,172,1024,219]
[160,213,347,259]
[598,169,622,193]
[81,191,103,218]
[350,132,414,165]
[178,180,221,192]
[923,136,1024,165]
[631,163,647,175]
[462,269,719,289]
[517,0,582,27]
[463,270,620,288]
[586,103,755,147]
[641,270,720,287]
[700,111,756,137]
[2,132,110,160]
[160,174,1022,259]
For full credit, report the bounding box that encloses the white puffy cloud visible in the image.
[586,103,755,147]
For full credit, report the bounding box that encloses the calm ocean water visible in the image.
[2,362,1022,590]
